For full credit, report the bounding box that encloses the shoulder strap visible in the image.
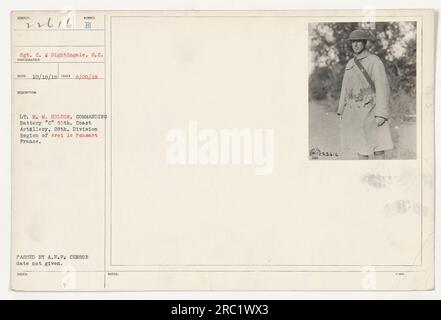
[353,57,376,92]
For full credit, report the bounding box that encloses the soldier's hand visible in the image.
[337,114,342,120]
[375,116,386,127]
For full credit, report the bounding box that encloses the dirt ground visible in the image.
[309,100,417,160]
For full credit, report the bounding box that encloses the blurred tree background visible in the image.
[309,22,416,122]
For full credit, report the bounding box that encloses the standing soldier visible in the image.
[337,29,394,159]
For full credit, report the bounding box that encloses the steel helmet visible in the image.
[348,29,372,41]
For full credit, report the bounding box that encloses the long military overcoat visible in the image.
[337,50,394,158]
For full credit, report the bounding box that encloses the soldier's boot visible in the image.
[373,151,386,160]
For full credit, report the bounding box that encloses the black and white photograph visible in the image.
[309,22,417,160]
